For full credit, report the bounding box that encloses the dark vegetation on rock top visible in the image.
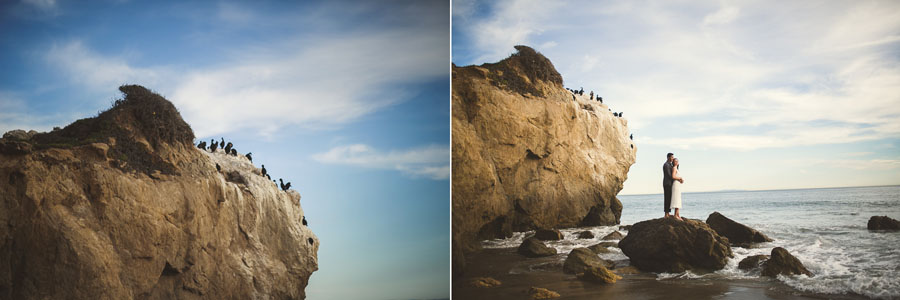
[457,45,562,97]
[14,85,194,176]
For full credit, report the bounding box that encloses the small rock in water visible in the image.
[738,255,769,270]
[470,277,501,288]
[601,231,624,240]
[563,248,614,274]
[587,244,612,254]
[867,216,900,231]
[595,241,618,248]
[619,217,732,273]
[576,230,594,239]
[762,247,813,277]
[534,228,563,240]
[518,237,557,258]
[527,287,560,299]
[578,266,622,284]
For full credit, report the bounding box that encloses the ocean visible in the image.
[481,185,900,299]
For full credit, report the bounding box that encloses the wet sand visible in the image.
[454,248,869,300]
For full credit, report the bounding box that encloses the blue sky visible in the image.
[1,1,449,299]
[453,0,900,195]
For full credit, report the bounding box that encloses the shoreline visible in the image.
[454,248,871,300]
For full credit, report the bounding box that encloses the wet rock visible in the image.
[601,231,624,240]
[762,247,813,277]
[587,244,612,254]
[594,241,618,248]
[563,248,614,274]
[518,237,557,258]
[576,230,594,239]
[470,277,501,288]
[534,228,563,241]
[578,266,622,284]
[867,216,900,231]
[738,255,769,270]
[527,287,560,299]
[619,218,732,273]
[706,212,773,247]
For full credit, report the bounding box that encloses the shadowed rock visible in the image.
[601,231,624,240]
[576,231,594,239]
[619,218,732,273]
[706,212,773,247]
[867,216,900,231]
[518,237,557,258]
[563,248,614,274]
[762,247,813,277]
[738,255,770,270]
[534,228,563,241]
[527,287,560,299]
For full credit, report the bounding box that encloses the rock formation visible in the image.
[706,212,773,247]
[563,248,614,274]
[762,247,813,277]
[601,231,624,240]
[738,255,769,270]
[619,218,732,273]
[452,45,636,267]
[867,216,900,231]
[0,85,318,299]
[517,237,557,258]
[527,287,560,299]
[577,266,622,284]
[534,228,563,240]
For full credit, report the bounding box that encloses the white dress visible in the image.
[671,168,683,209]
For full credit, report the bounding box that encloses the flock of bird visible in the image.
[566,87,635,149]
[196,137,291,191]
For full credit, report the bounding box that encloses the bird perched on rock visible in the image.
[210,140,218,152]
[630,134,633,140]
[216,163,221,172]
[220,137,225,147]
[598,97,603,103]
[279,178,285,190]
[245,152,252,162]
[620,112,624,117]
[224,142,233,155]
[197,141,207,150]
[302,216,308,226]
[284,182,291,191]
[261,164,267,176]
[230,148,237,156]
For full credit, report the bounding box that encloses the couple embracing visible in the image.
[663,153,685,220]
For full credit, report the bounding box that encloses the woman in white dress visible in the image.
[670,158,685,221]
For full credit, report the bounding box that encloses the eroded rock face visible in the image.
[706,212,773,247]
[619,218,732,273]
[762,247,813,277]
[867,216,900,231]
[452,45,636,254]
[0,86,318,299]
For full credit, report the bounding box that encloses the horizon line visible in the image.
[619,184,900,197]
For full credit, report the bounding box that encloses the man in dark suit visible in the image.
[663,153,675,218]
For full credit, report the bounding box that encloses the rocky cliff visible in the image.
[0,85,318,299]
[452,46,636,259]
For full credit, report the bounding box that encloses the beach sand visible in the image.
[454,248,870,300]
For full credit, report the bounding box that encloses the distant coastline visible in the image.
[620,184,900,197]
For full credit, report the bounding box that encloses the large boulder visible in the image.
[577,266,622,284]
[706,212,773,246]
[518,237,557,258]
[534,228,563,240]
[867,216,900,231]
[563,248,614,274]
[452,45,635,252]
[619,218,732,273]
[762,247,813,277]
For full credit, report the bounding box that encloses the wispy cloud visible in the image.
[312,144,450,180]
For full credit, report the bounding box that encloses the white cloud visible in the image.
[703,5,739,26]
[45,41,167,91]
[21,0,59,16]
[312,144,450,180]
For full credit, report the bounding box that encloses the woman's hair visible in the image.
[674,158,680,169]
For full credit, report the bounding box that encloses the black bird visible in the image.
[613,112,618,117]
[261,164,267,176]
[620,112,624,117]
[220,137,225,147]
[284,182,291,191]
[216,163,221,172]
[572,94,576,101]
[302,216,308,226]
[230,148,237,156]
[246,152,253,163]
[279,178,285,190]
[224,142,233,155]
[210,140,219,152]
[265,174,271,180]
[598,97,603,103]
[630,134,633,140]
[197,141,207,150]
[631,144,634,149]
